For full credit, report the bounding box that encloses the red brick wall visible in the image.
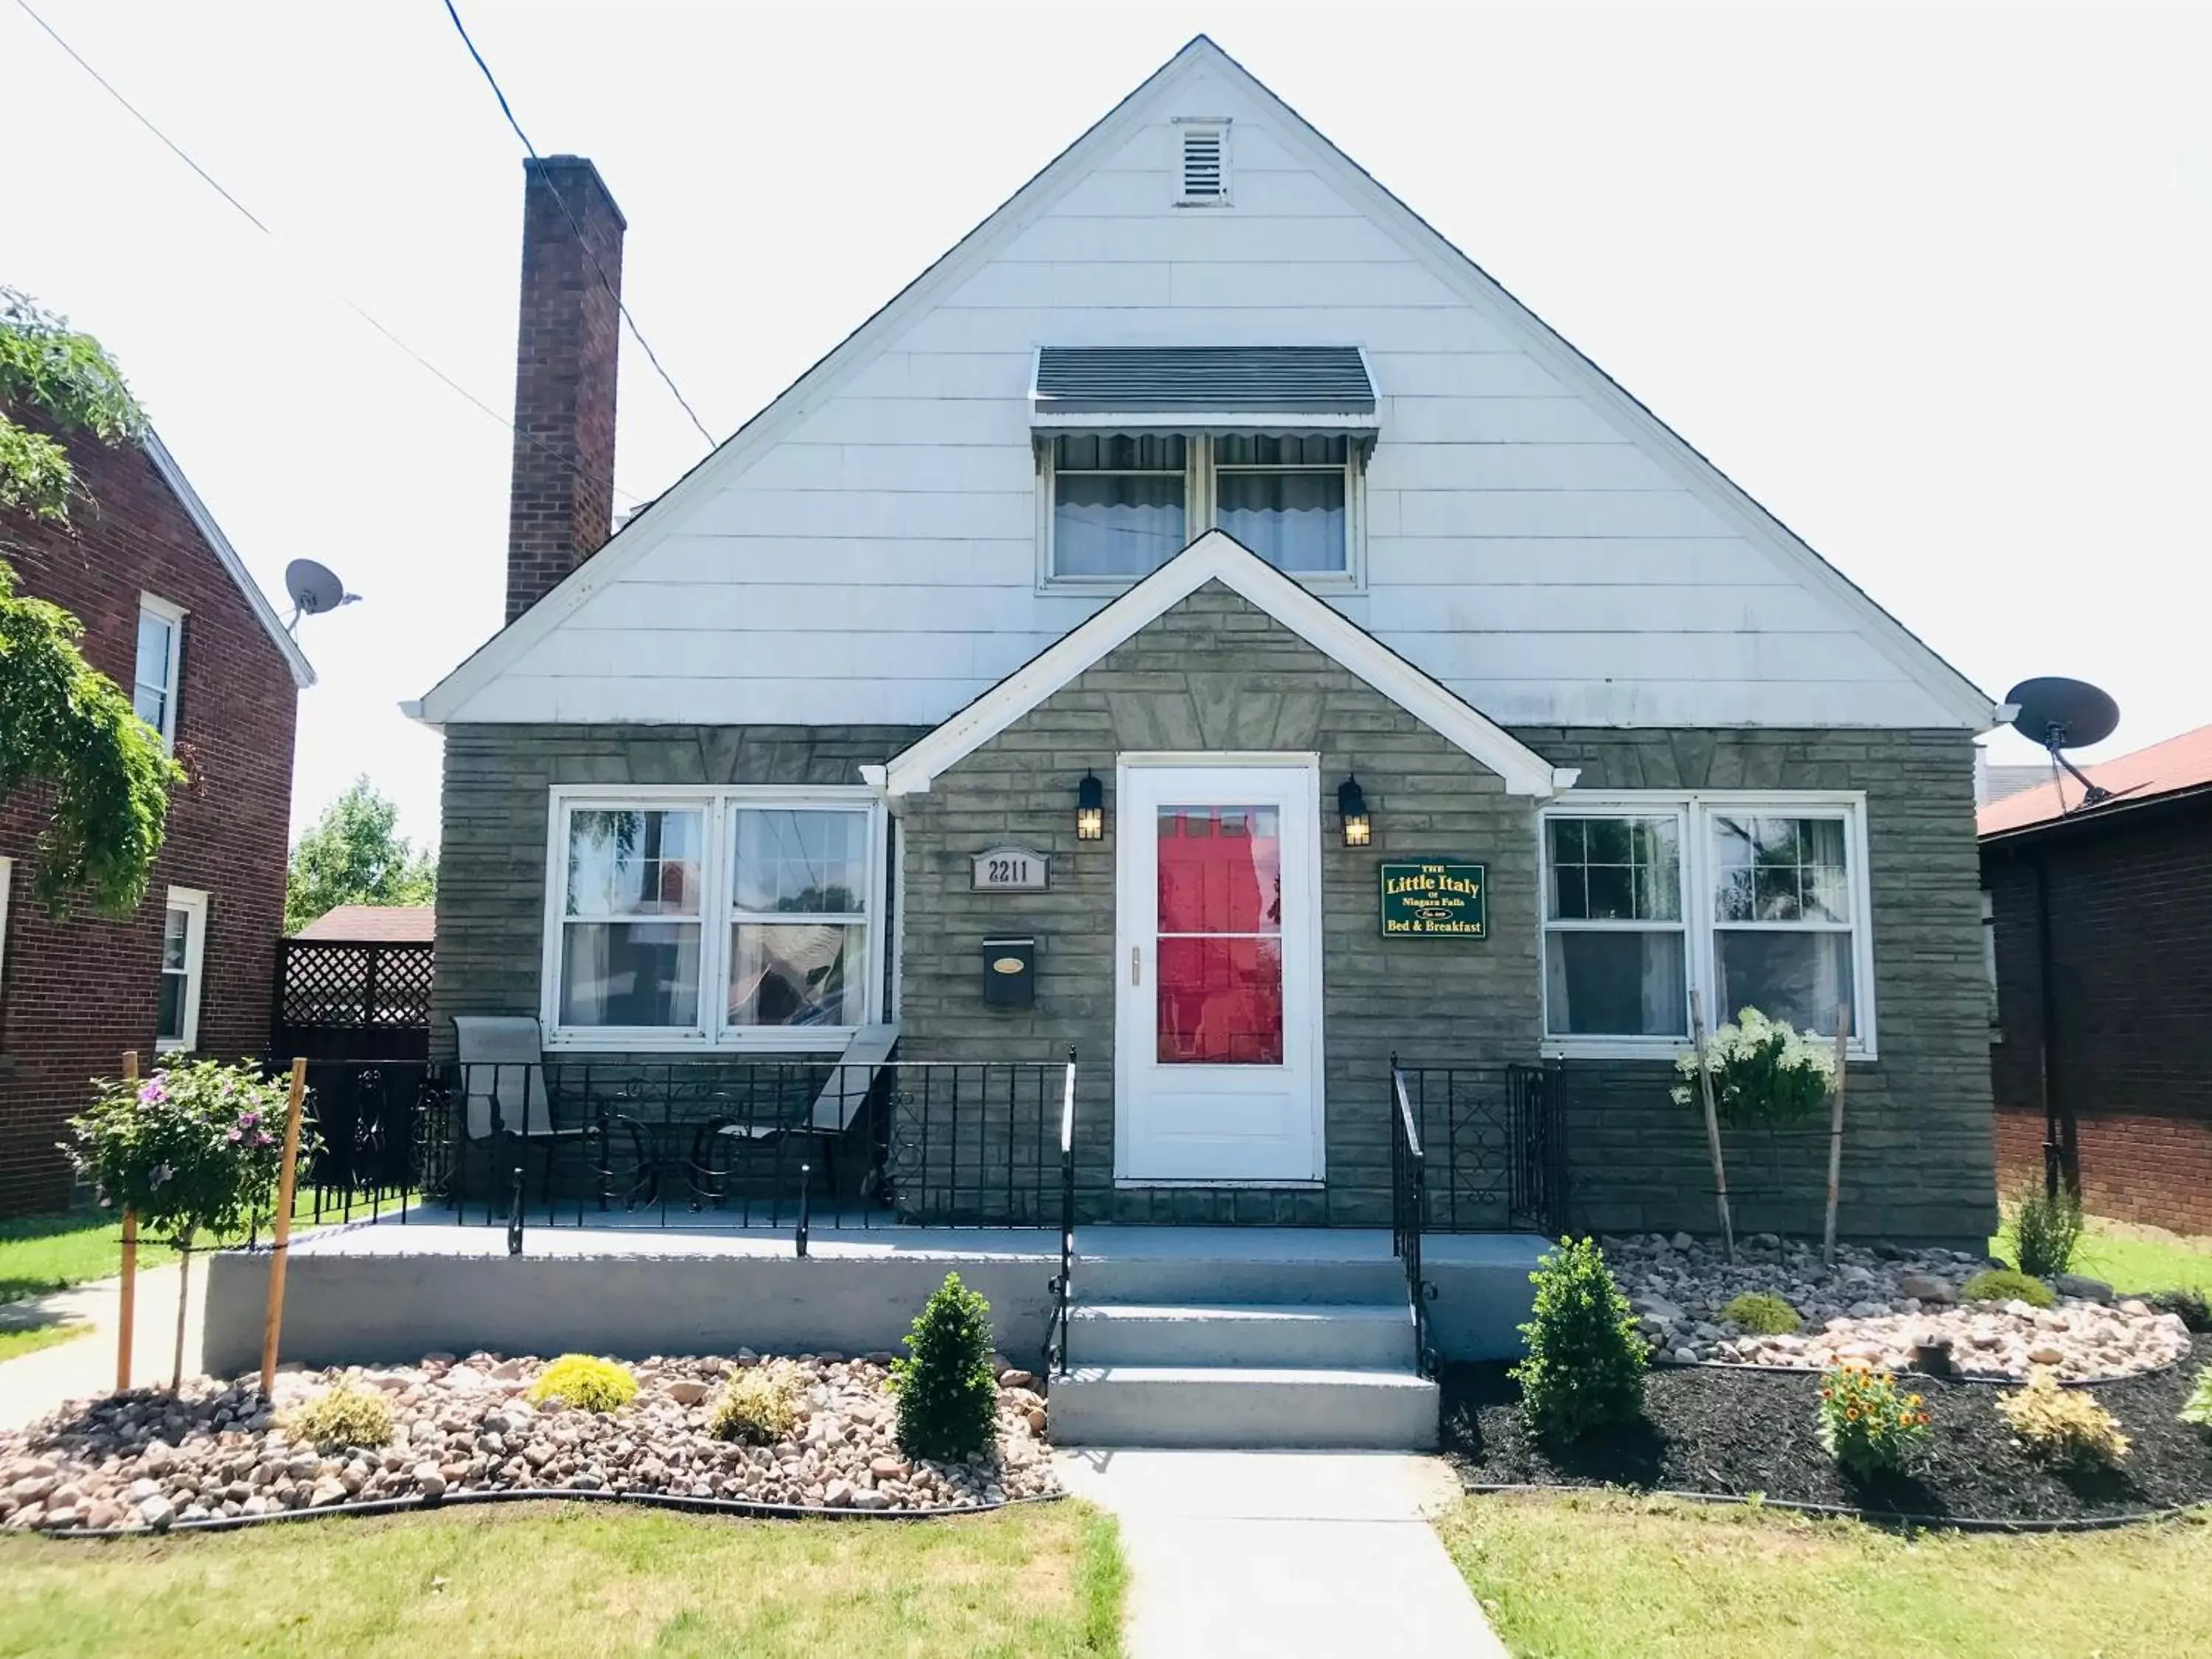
[1983,794,2212,1235]
[0,412,298,1215]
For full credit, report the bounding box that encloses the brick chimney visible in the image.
[507,155,625,623]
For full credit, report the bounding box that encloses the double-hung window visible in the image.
[1044,434,1356,583]
[1541,794,1875,1057]
[157,886,209,1052]
[134,595,186,751]
[544,790,883,1048]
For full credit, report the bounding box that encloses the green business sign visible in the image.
[1379,860,1487,939]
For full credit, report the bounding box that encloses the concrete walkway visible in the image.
[0,1265,204,1433]
[1057,1448,1507,1658]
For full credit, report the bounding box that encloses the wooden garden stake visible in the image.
[1688,991,1735,1262]
[116,1051,139,1394]
[1823,1003,1851,1266]
[259,1058,309,1396]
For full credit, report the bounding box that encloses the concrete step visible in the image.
[1049,1365,1438,1450]
[1068,1301,1415,1369]
[1077,1255,1403,1307]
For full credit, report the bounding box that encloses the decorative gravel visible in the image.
[0,1349,1057,1534]
[1607,1232,2192,1382]
[1443,1332,2212,1526]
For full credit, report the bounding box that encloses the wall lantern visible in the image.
[1076,771,1105,841]
[1338,775,1372,847]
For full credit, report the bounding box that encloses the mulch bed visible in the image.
[1441,1333,2212,1526]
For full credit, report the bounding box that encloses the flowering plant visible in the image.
[62,1058,299,1245]
[1816,1361,1930,1477]
[1672,1006,1837,1128]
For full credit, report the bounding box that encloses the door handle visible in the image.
[1131,946,1141,987]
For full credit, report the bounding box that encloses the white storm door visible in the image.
[1115,759,1323,1183]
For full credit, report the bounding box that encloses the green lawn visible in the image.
[0,1499,1124,1659]
[0,1192,383,1307]
[0,1322,93,1363]
[1440,1492,2212,1658]
[1989,1216,2212,1295]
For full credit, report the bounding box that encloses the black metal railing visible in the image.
[1388,1062,1568,1235]
[1046,1048,1077,1377]
[1389,1058,1435,1376]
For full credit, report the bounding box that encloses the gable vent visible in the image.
[1178,121,1229,204]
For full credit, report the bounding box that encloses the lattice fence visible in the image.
[274,940,434,1060]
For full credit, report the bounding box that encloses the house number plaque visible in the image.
[1379,859,1487,939]
[971,846,1050,891]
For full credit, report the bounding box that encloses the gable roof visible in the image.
[143,429,316,689]
[293,902,436,943]
[880,529,1571,799]
[414,35,1992,731]
[1978,723,2212,838]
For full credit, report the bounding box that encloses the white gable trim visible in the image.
[883,529,1569,799]
[142,430,316,689]
[414,34,1993,732]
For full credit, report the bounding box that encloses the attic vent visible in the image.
[1178,120,1230,204]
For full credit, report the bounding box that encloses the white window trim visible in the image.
[156,886,209,1054]
[1537,790,1878,1062]
[1174,116,1231,207]
[1037,434,1365,594]
[539,785,888,1052]
[0,856,13,1033]
[135,593,187,754]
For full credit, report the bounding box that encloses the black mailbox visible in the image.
[981,937,1035,1007]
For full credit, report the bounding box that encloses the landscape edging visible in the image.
[1460,1480,2207,1534]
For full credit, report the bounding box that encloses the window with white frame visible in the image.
[133,595,186,751]
[1044,433,1354,582]
[0,856,13,1035]
[545,793,881,1046]
[157,886,209,1051]
[1540,796,1874,1055]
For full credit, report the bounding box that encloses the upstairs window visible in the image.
[134,595,186,751]
[1177,120,1230,204]
[1049,434,1189,579]
[1214,435,1349,574]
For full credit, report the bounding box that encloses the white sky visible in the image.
[5,1,2206,848]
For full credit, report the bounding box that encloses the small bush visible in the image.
[1511,1237,1648,1442]
[2146,1289,2212,1333]
[1720,1291,1803,1335]
[1816,1363,1929,1478]
[1997,1368,2130,1470]
[282,1382,394,1453]
[526,1354,638,1413]
[2006,1182,2085,1279]
[705,1368,798,1444]
[890,1271,1000,1461]
[2181,1366,2212,1434]
[1961,1267,2055,1310]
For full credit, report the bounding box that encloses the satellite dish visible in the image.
[282,559,361,632]
[2005,676,2121,811]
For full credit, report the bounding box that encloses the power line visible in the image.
[442,0,717,451]
[13,0,644,504]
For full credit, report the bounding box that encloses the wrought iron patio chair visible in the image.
[451,1015,657,1211]
[685,1023,900,1210]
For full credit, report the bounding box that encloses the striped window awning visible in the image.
[1031,347,1377,434]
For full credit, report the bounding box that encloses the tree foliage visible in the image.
[285,775,437,933]
[1,287,144,522]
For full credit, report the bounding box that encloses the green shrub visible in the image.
[1670,1006,1836,1129]
[2181,1365,2212,1434]
[2005,1181,2084,1279]
[526,1354,638,1413]
[890,1271,1000,1461]
[1816,1363,1929,1478]
[2147,1289,2212,1333]
[1961,1267,2056,1310]
[1721,1291,1803,1335]
[1510,1237,1648,1442]
[705,1368,798,1444]
[282,1382,394,1453]
[1997,1369,2129,1469]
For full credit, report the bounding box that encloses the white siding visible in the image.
[463,59,1967,732]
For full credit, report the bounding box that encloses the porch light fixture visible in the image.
[1076,772,1105,841]
[1338,775,1371,847]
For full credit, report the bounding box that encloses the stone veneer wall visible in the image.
[897,582,1543,1226]
[1507,727,1999,1246]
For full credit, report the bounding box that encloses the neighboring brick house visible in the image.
[1982,725,2212,1234]
[410,39,2006,1244]
[0,408,313,1215]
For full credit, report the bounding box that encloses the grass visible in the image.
[1439,1492,2212,1658]
[0,1498,1124,1659]
[0,1191,373,1307]
[1989,1214,2212,1295]
[0,1323,93,1363]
